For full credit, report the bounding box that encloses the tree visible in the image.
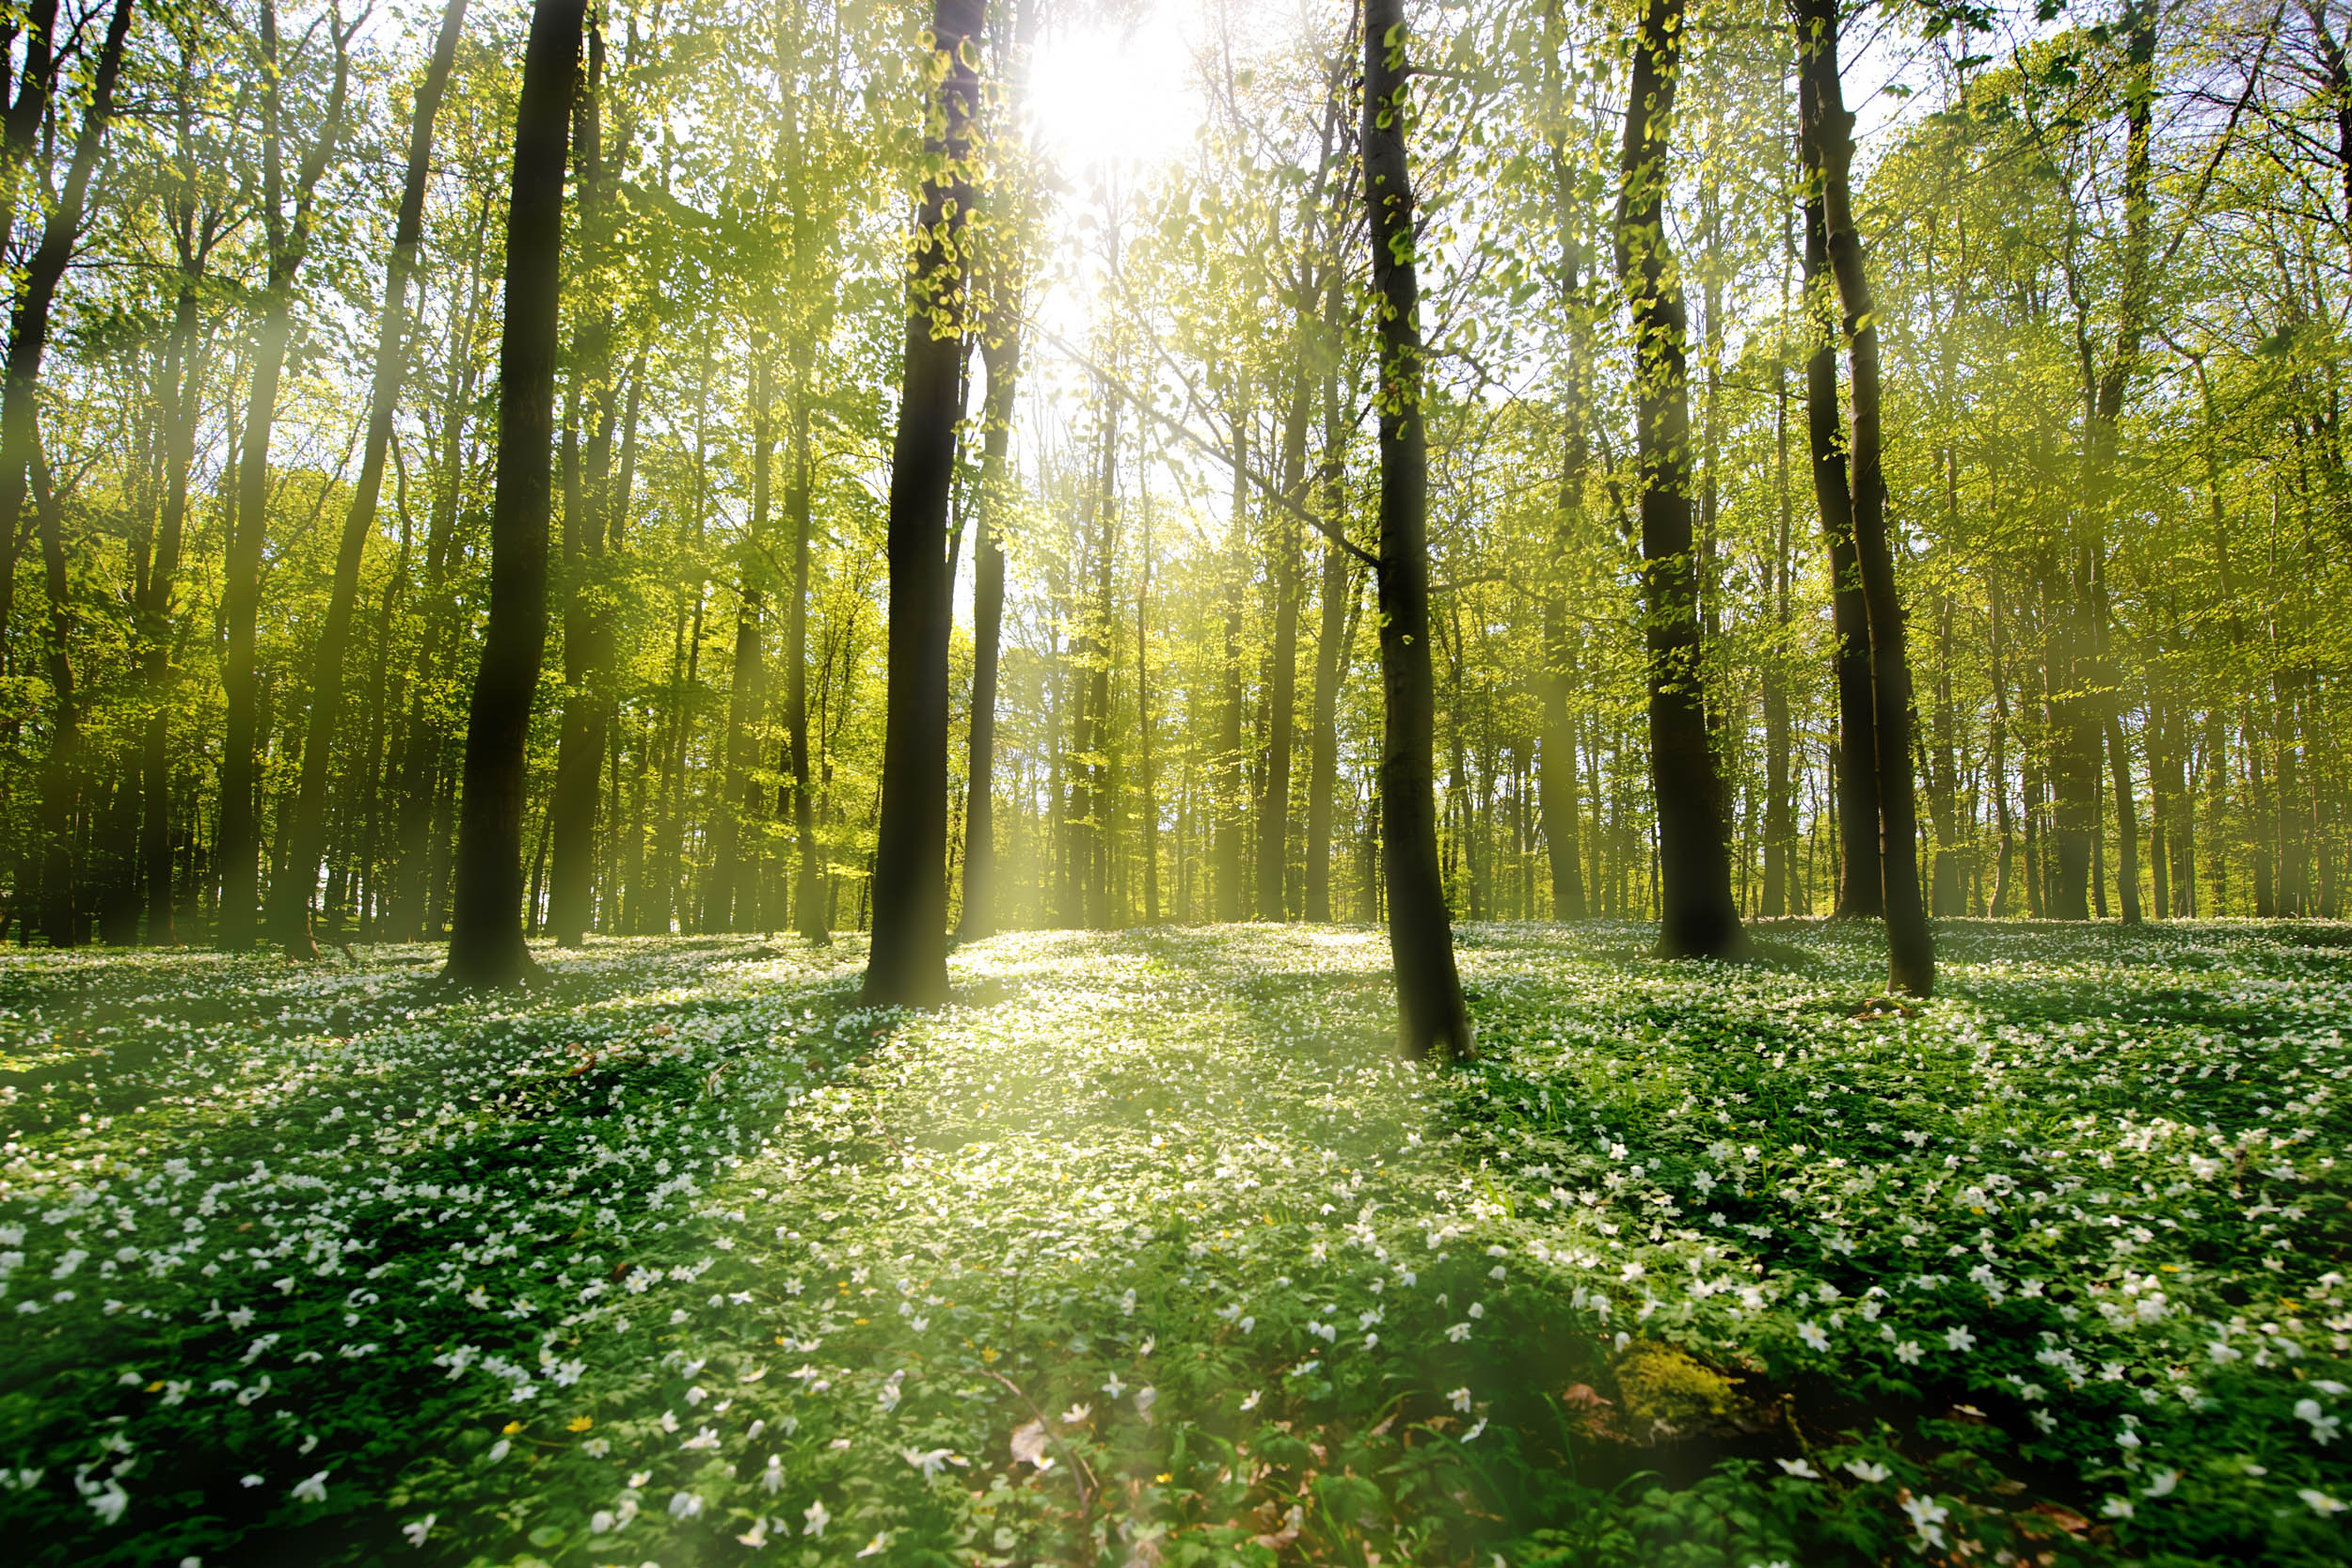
[862,0,981,1008]
[274,0,469,958]
[443,0,588,987]
[1364,0,1471,1061]
[1616,0,1745,961]
[1794,0,1932,994]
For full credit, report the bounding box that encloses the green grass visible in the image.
[0,919,2347,1565]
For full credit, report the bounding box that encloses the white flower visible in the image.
[803,1498,831,1537]
[760,1454,785,1494]
[1449,1386,1473,1413]
[1892,1340,1923,1366]
[1446,1322,1472,1342]
[1776,1458,1820,1479]
[1843,1460,1890,1482]
[857,1531,889,1558]
[1239,1390,1262,1411]
[1060,1403,1091,1424]
[902,1447,955,1480]
[485,1439,510,1462]
[2143,1469,2179,1498]
[1135,1386,1158,1421]
[2102,1496,2135,1519]
[680,1426,721,1450]
[735,1516,770,1546]
[1798,1322,1829,1353]
[402,1514,435,1548]
[1460,1418,1487,1442]
[1944,1325,1977,1353]
[1102,1371,1126,1399]
[2300,1489,2347,1516]
[87,1481,129,1526]
[589,1511,615,1534]
[291,1472,328,1505]
[2296,1398,2342,1445]
[1900,1493,1949,1548]
[667,1491,703,1519]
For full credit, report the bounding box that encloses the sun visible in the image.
[1024,4,1200,178]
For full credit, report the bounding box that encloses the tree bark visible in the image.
[1364,0,1471,1060]
[274,0,467,957]
[1795,0,1931,993]
[862,0,980,1008]
[1619,0,1744,961]
[442,0,586,987]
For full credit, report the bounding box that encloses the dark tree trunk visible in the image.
[1795,0,1931,992]
[218,0,351,949]
[1762,354,1795,916]
[442,0,586,987]
[0,0,130,701]
[1619,0,1744,961]
[1800,165,1881,919]
[1364,0,1471,1060]
[1989,573,2018,915]
[274,0,466,957]
[1303,397,1353,924]
[862,0,980,1008]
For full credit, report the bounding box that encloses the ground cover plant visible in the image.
[1,920,2348,1566]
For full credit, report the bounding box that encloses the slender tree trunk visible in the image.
[274,0,467,957]
[0,0,131,705]
[1989,573,2018,915]
[1364,0,1471,1060]
[862,0,980,1007]
[1256,375,1310,920]
[1216,405,1248,922]
[1303,389,1353,924]
[219,0,351,949]
[442,0,586,986]
[547,25,623,947]
[32,437,72,945]
[1620,0,1744,961]
[1796,0,1930,990]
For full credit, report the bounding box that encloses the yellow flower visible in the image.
[981,1347,999,1363]
[501,1420,524,1435]
[567,1417,594,1433]
[145,1381,164,1393]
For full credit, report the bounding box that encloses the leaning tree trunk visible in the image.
[861,0,980,1008]
[1618,0,1744,961]
[0,0,131,704]
[273,0,467,958]
[1364,0,1471,1061]
[1796,0,1931,993]
[442,0,586,987]
[1800,161,1881,920]
[219,0,350,949]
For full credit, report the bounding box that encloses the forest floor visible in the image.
[0,919,2347,1567]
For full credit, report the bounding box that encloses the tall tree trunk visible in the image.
[788,339,829,944]
[1762,351,1795,917]
[546,24,623,947]
[1364,0,1471,1060]
[1255,375,1311,920]
[0,0,131,710]
[1989,573,2018,915]
[442,0,585,986]
[1216,405,1248,922]
[218,0,351,949]
[861,0,979,1007]
[1619,0,1744,961]
[1795,0,1931,992]
[274,0,467,957]
[706,350,771,934]
[1303,374,1353,924]
[32,436,72,945]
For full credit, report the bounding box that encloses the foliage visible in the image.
[2,920,2348,1563]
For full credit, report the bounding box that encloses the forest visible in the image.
[0,0,2348,1561]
